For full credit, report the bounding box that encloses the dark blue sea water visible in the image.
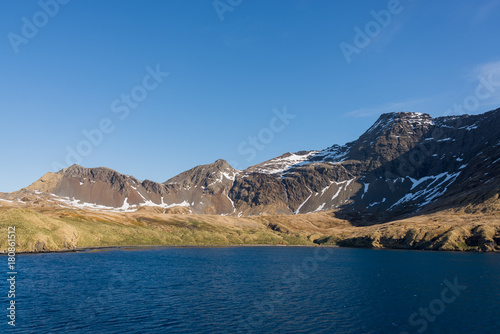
[2,247,500,333]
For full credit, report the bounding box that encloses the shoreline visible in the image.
[1,243,499,255]
[0,243,336,255]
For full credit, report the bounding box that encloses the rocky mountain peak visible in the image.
[212,159,236,171]
[364,112,433,137]
[164,159,238,189]
[381,111,431,119]
[59,164,123,180]
[59,164,85,175]
[346,112,434,167]
[59,164,139,191]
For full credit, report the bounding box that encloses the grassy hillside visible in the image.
[1,206,499,252]
[0,208,322,252]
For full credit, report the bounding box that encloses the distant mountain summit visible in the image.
[6,108,500,223]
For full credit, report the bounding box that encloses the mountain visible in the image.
[235,109,500,222]
[3,108,500,225]
[16,159,239,215]
[163,159,239,214]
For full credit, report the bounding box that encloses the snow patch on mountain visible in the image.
[295,187,313,214]
[51,194,136,213]
[390,172,461,210]
[249,151,319,174]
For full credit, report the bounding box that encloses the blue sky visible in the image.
[1,0,500,192]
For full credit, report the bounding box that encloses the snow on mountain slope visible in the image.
[244,151,318,175]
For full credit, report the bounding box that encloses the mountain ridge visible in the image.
[2,109,499,224]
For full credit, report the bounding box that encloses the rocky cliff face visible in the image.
[12,108,500,222]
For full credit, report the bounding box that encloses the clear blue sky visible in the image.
[1,0,500,192]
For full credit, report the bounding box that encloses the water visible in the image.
[3,247,500,333]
